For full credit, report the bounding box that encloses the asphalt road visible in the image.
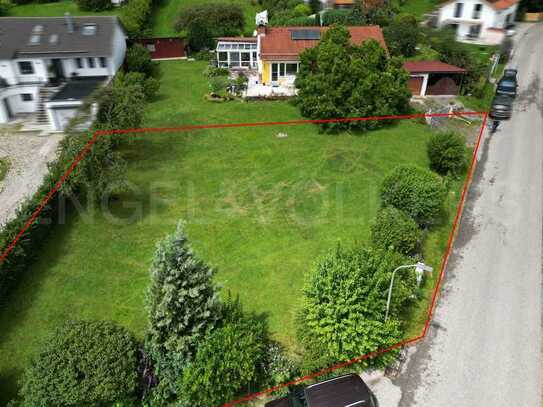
[393,24,543,407]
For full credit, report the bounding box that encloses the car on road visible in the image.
[490,94,514,120]
[265,374,377,407]
[496,69,518,98]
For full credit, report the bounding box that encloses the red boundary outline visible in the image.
[0,111,488,406]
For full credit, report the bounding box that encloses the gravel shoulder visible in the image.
[0,129,63,228]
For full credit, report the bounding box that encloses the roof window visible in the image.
[28,34,41,45]
[82,24,97,36]
[49,34,59,44]
[32,25,44,33]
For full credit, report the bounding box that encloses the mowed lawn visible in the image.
[0,61,462,404]
[151,0,259,37]
[6,0,122,17]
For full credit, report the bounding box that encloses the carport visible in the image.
[404,61,467,97]
[45,79,103,131]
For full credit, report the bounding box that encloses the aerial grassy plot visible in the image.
[396,0,438,19]
[0,61,470,403]
[151,0,259,37]
[6,0,122,17]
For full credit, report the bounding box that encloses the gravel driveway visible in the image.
[0,129,63,228]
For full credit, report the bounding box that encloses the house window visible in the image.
[99,57,107,68]
[454,2,463,18]
[271,62,299,82]
[146,44,156,52]
[472,3,482,19]
[241,52,251,67]
[75,58,83,69]
[285,63,298,75]
[18,61,34,75]
[230,52,240,67]
[87,58,95,68]
[21,93,33,102]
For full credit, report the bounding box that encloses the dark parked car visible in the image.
[490,94,514,120]
[502,69,517,80]
[265,374,377,407]
[496,69,518,98]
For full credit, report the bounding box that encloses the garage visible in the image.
[403,61,467,97]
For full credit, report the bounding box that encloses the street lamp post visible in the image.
[384,262,433,323]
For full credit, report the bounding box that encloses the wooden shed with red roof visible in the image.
[404,60,468,97]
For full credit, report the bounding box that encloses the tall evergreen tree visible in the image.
[309,0,321,14]
[145,222,222,403]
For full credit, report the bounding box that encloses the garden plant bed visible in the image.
[0,61,486,404]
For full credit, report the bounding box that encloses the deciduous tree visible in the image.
[295,25,410,132]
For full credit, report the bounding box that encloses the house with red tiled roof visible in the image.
[437,0,519,44]
[216,24,387,96]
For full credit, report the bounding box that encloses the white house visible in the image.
[0,14,126,131]
[437,0,519,44]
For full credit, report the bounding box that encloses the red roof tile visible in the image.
[403,60,467,74]
[260,26,387,61]
[487,0,519,9]
[439,0,518,10]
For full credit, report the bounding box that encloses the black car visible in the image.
[265,374,377,407]
[490,94,514,120]
[502,69,518,80]
[496,69,518,98]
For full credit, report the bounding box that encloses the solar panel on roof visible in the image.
[291,30,320,40]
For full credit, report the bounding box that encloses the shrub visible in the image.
[204,66,230,78]
[0,0,13,16]
[295,25,410,132]
[298,246,416,369]
[384,14,421,57]
[180,299,268,406]
[126,44,158,78]
[262,342,299,388]
[175,3,245,51]
[76,0,111,12]
[20,320,138,406]
[115,71,160,101]
[209,75,230,96]
[294,2,311,15]
[427,131,467,176]
[145,222,222,402]
[381,165,446,227]
[371,207,422,255]
[96,78,146,130]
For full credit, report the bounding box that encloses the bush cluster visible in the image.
[144,224,293,405]
[175,3,245,51]
[371,206,422,255]
[381,164,446,227]
[20,320,138,406]
[427,131,467,176]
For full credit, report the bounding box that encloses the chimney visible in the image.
[255,10,268,36]
[65,12,74,33]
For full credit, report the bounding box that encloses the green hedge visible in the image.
[120,0,153,37]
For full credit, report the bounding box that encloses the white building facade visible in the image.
[437,0,519,44]
[0,15,126,131]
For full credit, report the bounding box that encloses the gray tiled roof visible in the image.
[0,16,123,59]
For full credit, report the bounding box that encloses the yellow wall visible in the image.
[262,61,270,85]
